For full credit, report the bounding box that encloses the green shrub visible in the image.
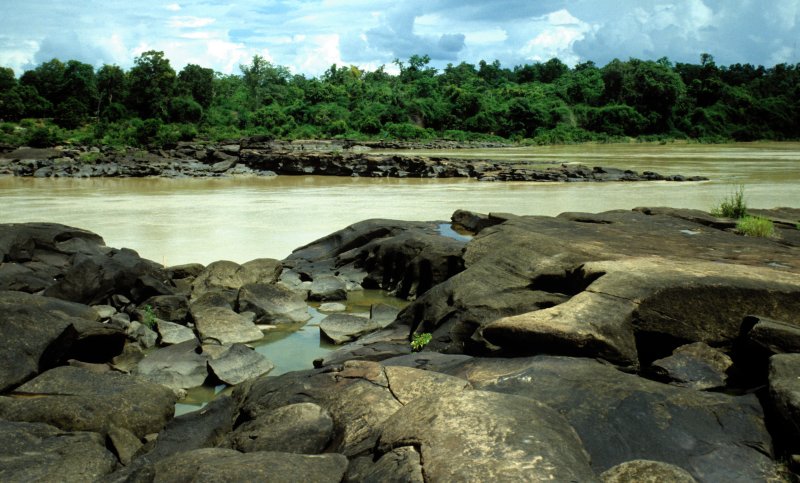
[410,332,432,351]
[711,185,747,218]
[142,305,157,329]
[26,126,63,147]
[736,216,774,237]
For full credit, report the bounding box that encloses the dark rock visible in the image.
[144,395,237,462]
[0,419,117,481]
[141,294,189,323]
[601,460,698,483]
[768,354,800,444]
[450,209,505,234]
[191,259,281,300]
[462,355,780,481]
[315,324,412,367]
[350,446,424,483]
[320,313,381,344]
[0,365,176,438]
[0,222,106,263]
[369,303,400,325]
[125,320,158,349]
[43,248,174,306]
[133,339,209,391]
[381,352,473,373]
[225,402,334,454]
[149,449,348,483]
[747,315,800,355]
[193,306,263,344]
[207,343,274,385]
[376,390,597,482]
[108,424,144,466]
[165,262,205,280]
[237,283,310,324]
[650,342,733,390]
[309,274,348,301]
[0,290,108,391]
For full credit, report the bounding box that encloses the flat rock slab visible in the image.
[650,342,733,390]
[320,313,380,344]
[156,319,197,346]
[149,448,348,483]
[0,365,176,438]
[207,343,274,385]
[377,390,597,482]
[0,419,117,482]
[462,355,780,482]
[193,306,264,344]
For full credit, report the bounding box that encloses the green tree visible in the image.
[0,67,16,92]
[20,58,65,107]
[240,55,291,108]
[127,50,176,119]
[97,64,126,116]
[178,64,215,108]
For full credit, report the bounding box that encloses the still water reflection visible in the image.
[1,142,798,266]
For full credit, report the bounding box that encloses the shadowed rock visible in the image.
[207,343,274,385]
[224,402,334,454]
[237,283,310,324]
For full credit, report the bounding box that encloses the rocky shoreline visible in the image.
[0,138,709,182]
[1,206,799,481]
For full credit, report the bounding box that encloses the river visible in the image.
[1,142,799,266]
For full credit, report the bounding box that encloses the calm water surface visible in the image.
[1,142,798,266]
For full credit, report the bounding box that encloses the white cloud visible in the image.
[165,3,181,12]
[168,16,216,29]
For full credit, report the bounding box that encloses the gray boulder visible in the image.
[191,258,282,300]
[377,390,597,482]
[156,319,197,346]
[207,343,274,385]
[225,402,334,454]
[237,283,310,324]
[141,294,189,323]
[320,313,381,344]
[193,306,264,344]
[133,339,209,391]
[0,419,117,482]
[309,274,347,301]
[0,365,176,438]
[768,353,800,441]
[748,315,800,355]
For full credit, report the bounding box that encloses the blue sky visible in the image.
[0,0,798,77]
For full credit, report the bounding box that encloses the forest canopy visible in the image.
[0,51,798,147]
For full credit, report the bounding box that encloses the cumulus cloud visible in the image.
[0,0,797,77]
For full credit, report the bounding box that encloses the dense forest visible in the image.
[0,50,798,147]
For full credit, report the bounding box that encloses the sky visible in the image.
[0,0,798,77]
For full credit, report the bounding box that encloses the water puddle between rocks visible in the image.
[174,290,409,416]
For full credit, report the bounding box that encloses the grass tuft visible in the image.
[736,215,774,238]
[711,185,747,218]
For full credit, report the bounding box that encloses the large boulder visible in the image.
[767,353,800,445]
[207,343,274,385]
[192,306,264,344]
[0,366,176,438]
[133,339,210,391]
[458,355,780,482]
[191,259,282,300]
[376,390,597,482]
[0,419,117,482]
[224,402,334,454]
[237,283,310,324]
[319,313,381,344]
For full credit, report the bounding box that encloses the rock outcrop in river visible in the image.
[0,206,799,481]
[0,138,708,182]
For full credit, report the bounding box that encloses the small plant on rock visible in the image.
[142,304,157,329]
[711,184,747,219]
[736,215,775,238]
[411,332,432,352]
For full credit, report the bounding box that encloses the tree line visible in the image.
[0,50,798,147]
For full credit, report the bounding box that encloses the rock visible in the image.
[165,262,205,280]
[601,460,698,483]
[315,324,413,367]
[320,313,381,344]
[768,353,800,442]
[450,209,504,234]
[376,390,596,482]
[207,343,274,385]
[126,320,158,348]
[108,424,144,466]
[193,306,264,344]
[650,342,733,390]
[0,365,176,438]
[0,291,80,391]
[319,302,347,312]
[747,315,800,354]
[92,304,117,319]
[156,319,197,345]
[225,402,334,454]
[0,419,117,482]
[237,283,310,324]
[190,289,235,311]
[381,352,473,373]
[191,259,282,300]
[464,355,780,481]
[149,449,348,483]
[43,248,174,306]
[144,395,237,462]
[141,294,189,323]
[351,446,424,483]
[369,303,399,325]
[309,274,347,301]
[383,365,471,405]
[0,222,106,263]
[133,339,210,391]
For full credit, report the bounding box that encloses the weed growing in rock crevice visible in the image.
[711,184,747,219]
[736,216,775,238]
